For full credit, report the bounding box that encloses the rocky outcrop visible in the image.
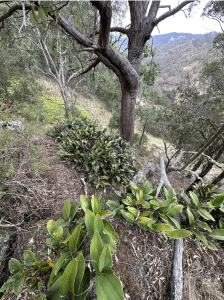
[0,121,24,131]
[133,162,156,187]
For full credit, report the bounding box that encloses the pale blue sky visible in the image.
[152,0,221,35]
[121,0,221,35]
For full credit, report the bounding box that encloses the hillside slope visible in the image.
[152,32,217,92]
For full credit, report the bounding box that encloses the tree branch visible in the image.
[89,26,128,39]
[91,1,112,50]
[0,3,32,23]
[154,1,194,26]
[57,15,98,49]
[110,26,128,35]
[180,123,224,172]
[67,58,100,84]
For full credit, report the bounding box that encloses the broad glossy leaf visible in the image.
[60,258,77,296]
[166,216,180,229]
[127,206,139,216]
[136,217,153,225]
[90,231,103,273]
[95,272,124,300]
[46,275,65,300]
[13,275,25,295]
[149,199,159,207]
[9,258,23,275]
[138,223,150,231]
[187,206,195,227]
[198,208,215,221]
[74,252,85,296]
[139,211,151,217]
[141,202,150,208]
[134,193,144,205]
[158,198,175,208]
[101,233,116,252]
[167,187,174,200]
[24,250,36,267]
[69,225,81,252]
[76,267,91,300]
[120,210,134,222]
[189,191,200,207]
[212,194,224,208]
[169,229,192,239]
[70,203,79,220]
[85,209,95,238]
[153,223,174,232]
[106,200,120,210]
[195,220,212,233]
[180,191,191,205]
[122,198,133,206]
[204,241,218,251]
[103,220,117,239]
[80,195,91,213]
[98,245,113,273]
[52,251,70,278]
[100,210,112,217]
[192,229,208,245]
[94,214,104,236]
[91,195,101,215]
[209,229,224,240]
[166,205,183,216]
[47,220,56,236]
[53,226,63,240]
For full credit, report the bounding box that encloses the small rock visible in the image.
[0,121,24,132]
[132,171,146,187]
[143,162,155,179]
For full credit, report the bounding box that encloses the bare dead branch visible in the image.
[180,124,224,172]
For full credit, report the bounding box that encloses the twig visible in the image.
[80,177,88,197]
[185,169,203,183]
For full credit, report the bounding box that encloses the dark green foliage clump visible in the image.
[48,117,136,188]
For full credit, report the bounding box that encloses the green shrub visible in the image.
[0,197,124,300]
[73,106,91,119]
[47,117,136,188]
[107,182,224,248]
[43,97,65,123]
[133,132,149,147]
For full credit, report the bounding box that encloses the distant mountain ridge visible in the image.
[151,32,217,46]
[115,32,217,52]
[151,32,218,93]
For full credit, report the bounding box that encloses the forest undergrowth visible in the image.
[0,77,224,300]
